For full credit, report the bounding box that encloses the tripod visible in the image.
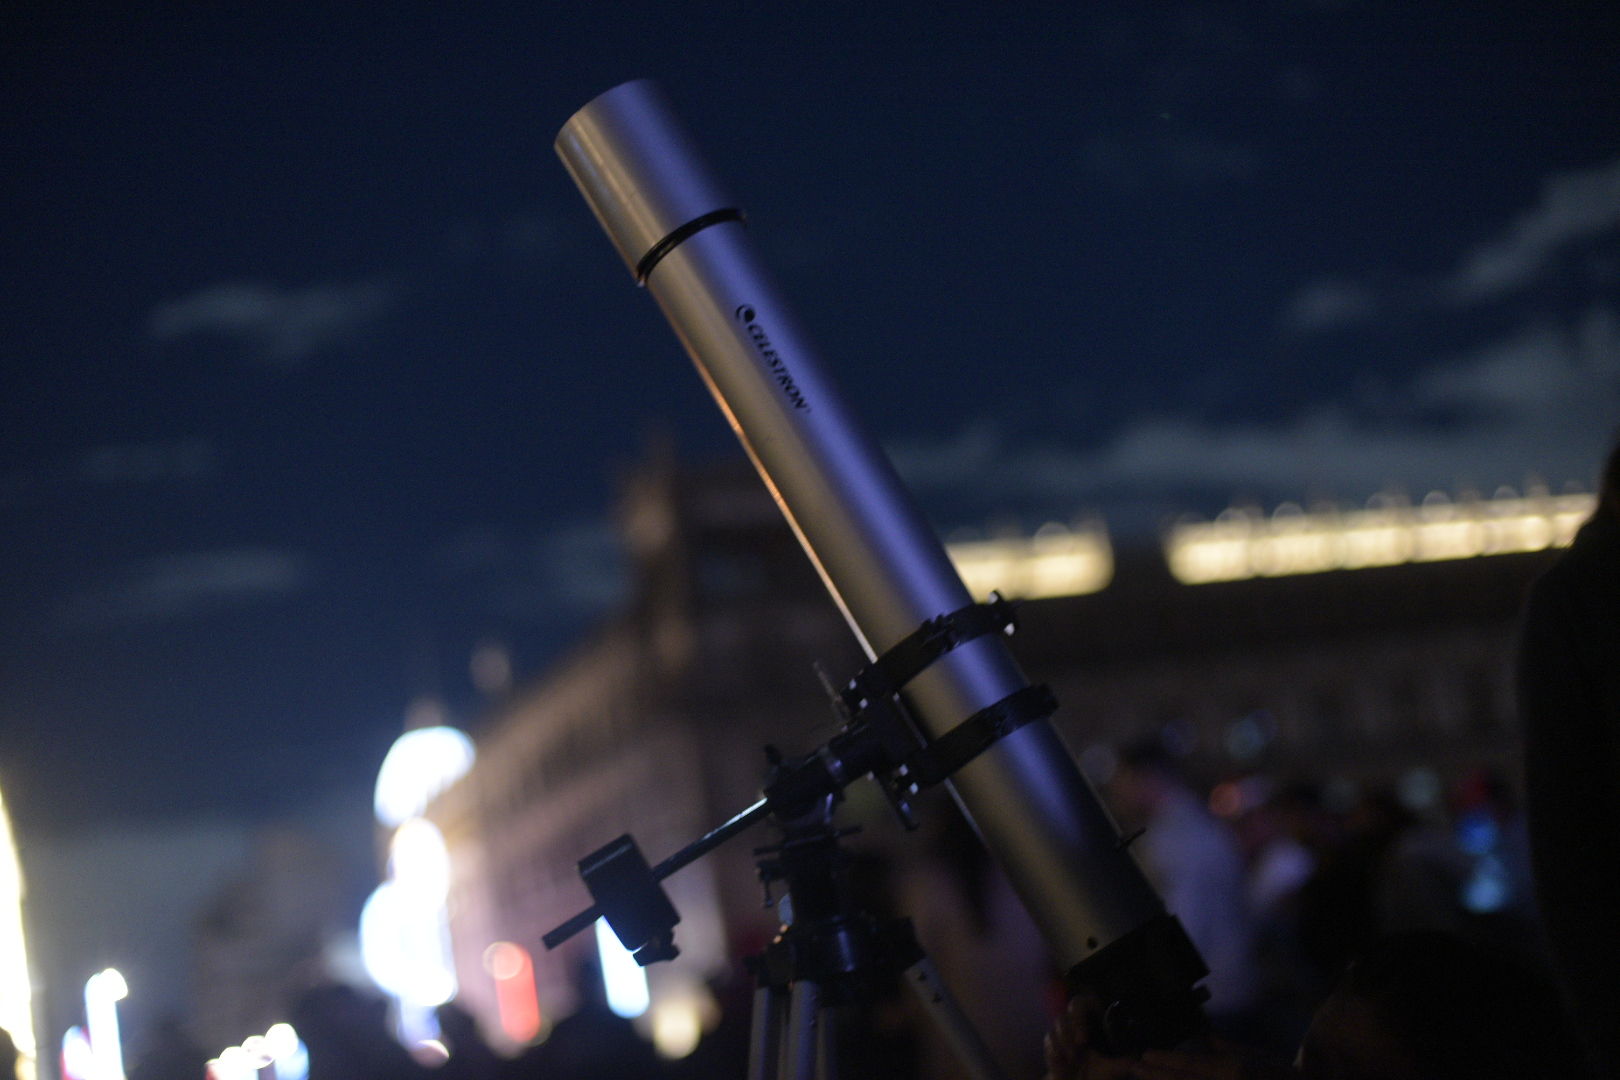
[744,794,1007,1080]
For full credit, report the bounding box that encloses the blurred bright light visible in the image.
[263,1025,299,1063]
[84,969,128,1080]
[238,1037,272,1073]
[374,726,476,827]
[221,1048,250,1079]
[1462,854,1510,913]
[275,1042,309,1080]
[391,819,453,906]
[595,918,649,1019]
[396,1000,444,1060]
[61,1027,93,1080]
[947,522,1113,600]
[1166,491,1595,584]
[0,785,36,1078]
[210,1023,307,1080]
[356,880,453,1010]
[93,969,127,1001]
[1397,768,1442,812]
[206,1045,255,1080]
[483,942,543,1043]
[360,879,458,1007]
[651,994,705,1059]
[361,817,458,1022]
[409,1039,450,1067]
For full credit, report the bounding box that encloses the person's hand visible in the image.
[1044,996,1136,1080]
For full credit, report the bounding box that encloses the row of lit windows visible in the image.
[944,491,1595,599]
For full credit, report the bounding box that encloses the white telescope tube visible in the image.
[555,80,1206,1043]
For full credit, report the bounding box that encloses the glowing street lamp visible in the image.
[359,820,458,1009]
[373,727,475,828]
[0,785,37,1080]
[62,970,128,1080]
[363,721,475,1056]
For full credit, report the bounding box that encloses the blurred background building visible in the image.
[424,449,1580,1075]
[427,449,865,1052]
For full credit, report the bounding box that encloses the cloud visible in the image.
[1,441,218,504]
[945,158,1620,533]
[53,548,307,629]
[78,440,218,484]
[444,210,566,263]
[1283,155,1620,333]
[1280,280,1380,335]
[1413,322,1602,415]
[891,307,1620,527]
[1447,156,1620,302]
[150,279,394,366]
[441,520,628,623]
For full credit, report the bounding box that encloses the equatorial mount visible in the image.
[541,595,1055,960]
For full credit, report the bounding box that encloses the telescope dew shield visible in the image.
[556,79,1206,1032]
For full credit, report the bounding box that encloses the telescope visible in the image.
[545,79,1208,1059]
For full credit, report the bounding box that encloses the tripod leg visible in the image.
[749,985,789,1080]
[816,998,838,1080]
[783,980,822,1080]
[904,957,1009,1080]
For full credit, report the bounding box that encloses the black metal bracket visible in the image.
[541,595,1059,959]
[579,834,682,965]
[835,593,1018,718]
[806,593,1047,826]
[898,683,1058,789]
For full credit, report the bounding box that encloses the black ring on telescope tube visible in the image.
[634,206,745,284]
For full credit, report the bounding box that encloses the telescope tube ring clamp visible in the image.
[836,594,1018,717]
[824,595,1054,802]
[634,206,745,284]
[898,683,1058,790]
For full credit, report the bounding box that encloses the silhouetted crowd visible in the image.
[108,741,1593,1080]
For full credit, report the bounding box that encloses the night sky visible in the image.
[3,3,1618,837]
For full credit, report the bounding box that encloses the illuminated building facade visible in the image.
[428,452,1574,1050]
[1021,542,1560,790]
[427,454,863,1050]
[1165,490,1591,585]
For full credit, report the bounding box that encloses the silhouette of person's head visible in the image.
[1601,435,1620,519]
[1299,931,1577,1080]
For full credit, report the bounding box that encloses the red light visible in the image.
[1209,782,1244,819]
[484,943,541,1043]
